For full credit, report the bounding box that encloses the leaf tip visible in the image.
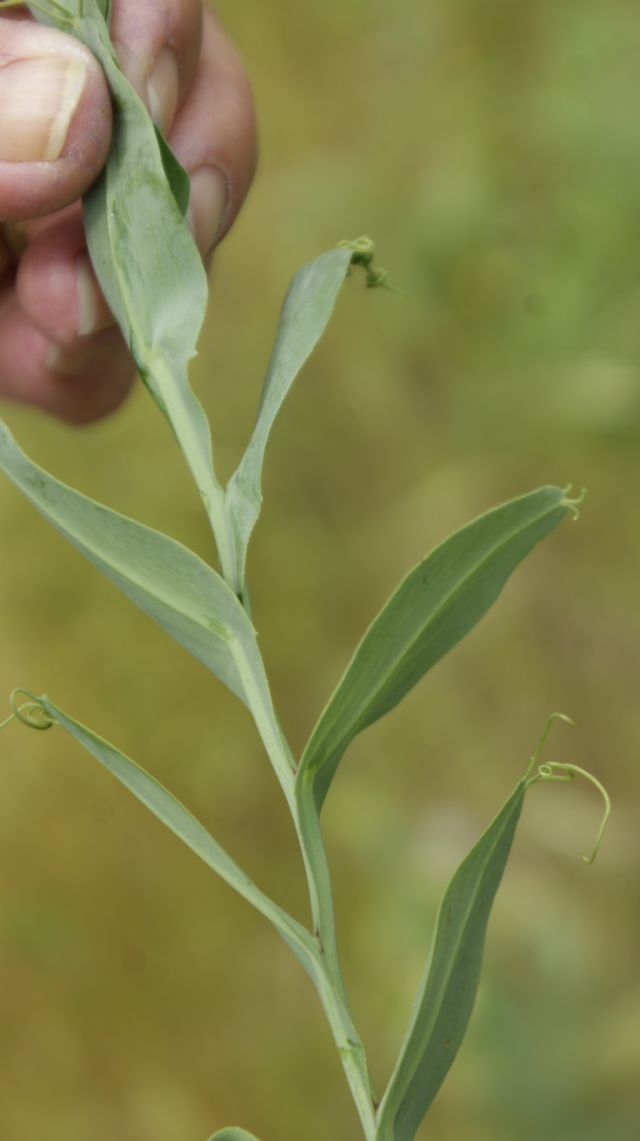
[336,235,394,291]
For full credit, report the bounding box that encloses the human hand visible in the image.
[0,1,256,422]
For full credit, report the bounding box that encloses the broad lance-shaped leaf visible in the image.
[299,486,576,811]
[29,0,233,576]
[0,421,251,706]
[28,696,315,981]
[375,779,528,1141]
[224,247,354,591]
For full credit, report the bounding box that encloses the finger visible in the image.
[15,3,257,334]
[110,0,203,134]
[16,213,114,348]
[169,7,258,253]
[0,231,13,285]
[0,297,134,424]
[0,17,112,221]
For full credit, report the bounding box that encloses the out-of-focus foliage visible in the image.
[0,1,638,1139]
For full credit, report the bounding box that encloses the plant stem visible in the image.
[307,949,378,1140]
[231,636,377,1136]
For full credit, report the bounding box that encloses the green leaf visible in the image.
[33,0,235,576]
[74,2,205,396]
[209,1131,263,1141]
[22,0,73,25]
[0,422,297,794]
[298,486,574,812]
[28,696,315,979]
[155,128,191,216]
[225,247,354,591]
[0,422,253,706]
[375,780,528,1141]
[80,9,213,453]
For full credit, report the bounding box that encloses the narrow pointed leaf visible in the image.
[375,780,528,1141]
[225,247,354,589]
[299,486,574,811]
[0,422,251,704]
[29,696,315,976]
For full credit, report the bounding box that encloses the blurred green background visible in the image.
[1,0,639,1138]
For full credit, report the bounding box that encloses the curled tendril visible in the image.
[524,711,575,781]
[562,484,588,521]
[0,689,55,732]
[535,762,611,865]
[524,714,611,864]
[337,236,393,290]
[337,236,375,263]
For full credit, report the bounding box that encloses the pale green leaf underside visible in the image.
[34,0,224,555]
[225,247,354,588]
[33,0,206,385]
[82,26,220,514]
[36,696,316,977]
[81,37,208,395]
[376,781,527,1141]
[299,486,571,811]
[0,422,252,703]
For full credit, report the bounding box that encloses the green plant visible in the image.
[0,3,609,1139]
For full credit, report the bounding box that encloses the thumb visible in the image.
[0,15,112,222]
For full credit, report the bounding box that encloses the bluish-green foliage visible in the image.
[0,3,610,1140]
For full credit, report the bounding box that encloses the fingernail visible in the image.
[187,167,228,255]
[0,57,87,162]
[75,254,114,336]
[146,48,179,135]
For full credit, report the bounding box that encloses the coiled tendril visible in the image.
[337,237,391,290]
[524,712,611,864]
[0,689,55,732]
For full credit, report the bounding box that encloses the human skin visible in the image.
[0,0,257,422]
